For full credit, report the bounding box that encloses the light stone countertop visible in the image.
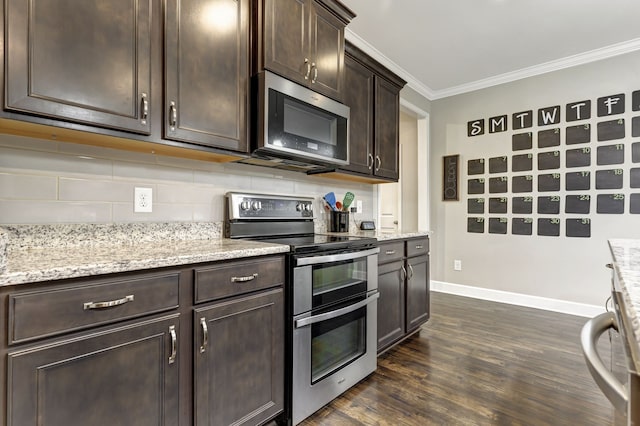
[608,239,640,355]
[324,230,431,241]
[0,223,289,287]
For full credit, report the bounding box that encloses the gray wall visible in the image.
[430,50,640,306]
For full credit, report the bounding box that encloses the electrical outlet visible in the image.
[356,200,363,214]
[134,187,153,213]
[454,260,462,271]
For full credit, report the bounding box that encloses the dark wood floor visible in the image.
[300,291,626,425]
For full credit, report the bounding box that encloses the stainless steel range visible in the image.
[225,192,379,425]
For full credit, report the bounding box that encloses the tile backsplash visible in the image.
[0,134,376,230]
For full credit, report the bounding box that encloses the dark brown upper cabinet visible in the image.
[164,0,249,152]
[258,0,354,101]
[314,41,406,182]
[5,0,153,135]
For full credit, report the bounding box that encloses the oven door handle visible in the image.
[580,311,628,413]
[295,247,380,266]
[294,292,379,329]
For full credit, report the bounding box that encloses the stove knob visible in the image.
[240,200,250,211]
[252,201,262,211]
[305,203,313,212]
[296,203,304,212]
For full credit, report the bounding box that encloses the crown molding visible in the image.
[345,29,640,101]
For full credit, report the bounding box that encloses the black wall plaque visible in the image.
[538,218,560,236]
[513,111,533,129]
[566,147,591,168]
[633,117,640,137]
[538,128,561,148]
[566,171,590,190]
[468,119,484,137]
[566,124,591,145]
[489,177,508,193]
[467,198,485,214]
[512,153,533,172]
[489,197,508,213]
[634,142,640,163]
[443,155,459,201]
[631,194,640,214]
[597,144,624,165]
[631,168,640,188]
[633,90,640,111]
[538,106,561,126]
[468,217,485,233]
[598,119,625,141]
[566,100,591,122]
[597,94,625,116]
[512,196,534,214]
[597,194,624,214]
[489,115,508,133]
[489,156,508,173]
[565,195,591,214]
[468,178,485,194]
[512,132,533,151]
[538,151,561,170]
[566,219,591,238]
[512,175,533,193]
[488,218,508,234]
[538,173,561,192]
[468,158,485,175]
[596,169,623,189]
[537,196,561,214]
[512,218,533,235]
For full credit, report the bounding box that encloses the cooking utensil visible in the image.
[335,201,343,211]
[342,192,355,211]
[323,192,337,211]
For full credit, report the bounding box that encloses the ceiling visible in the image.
[339,0,640,100]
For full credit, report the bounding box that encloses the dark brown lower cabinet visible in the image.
[377,237,430,353]
[194,288,284,426]
[6,314,180,426]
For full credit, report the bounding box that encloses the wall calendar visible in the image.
[465,90,640,237]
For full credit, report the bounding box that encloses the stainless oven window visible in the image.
[313,257,366,297]
[284,98,337,146]
[311,303,366,384]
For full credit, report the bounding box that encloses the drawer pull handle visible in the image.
[385,250,396,255]
[200,317,208,354]
[168,325,177,364]
[415,245,424,249]
[83,294,134,310]
[408,264,414,280]
[231,273,258,283]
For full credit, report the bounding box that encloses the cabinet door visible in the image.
[165,0,249,152]
[5,0,152,134]
[194,288,284,426]
[308,1,345,100]
[263,0,309,86]
[377,260,405,352]
[342,54,374,175]
[7,315,180,426]
[406,255,430,332]
[374,76,401,180]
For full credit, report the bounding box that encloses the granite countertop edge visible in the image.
[608,239,640,353]
[325,230,431,241]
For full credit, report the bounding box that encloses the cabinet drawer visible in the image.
[8,272,180,344]
[407,237,429,258]
[194,256,285,304]
[378,241,404,263]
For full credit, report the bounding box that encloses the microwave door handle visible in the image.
[294,292,379,329]
[295,247,380,266]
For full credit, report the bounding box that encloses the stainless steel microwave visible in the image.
[253,71,349,168]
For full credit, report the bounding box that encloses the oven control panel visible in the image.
[227,192,315,220]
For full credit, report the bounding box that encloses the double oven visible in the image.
[226,192,379,425]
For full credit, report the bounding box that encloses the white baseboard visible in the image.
[431,281,605,318]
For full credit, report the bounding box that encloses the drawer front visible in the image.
[9,272,180,344]
[194,255,285,304]
[407,237,429,258]
[378,241,405,263]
